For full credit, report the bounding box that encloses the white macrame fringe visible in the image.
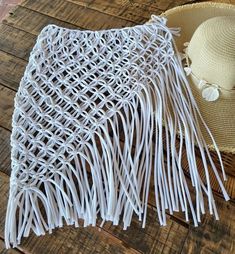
[5,15,229,248]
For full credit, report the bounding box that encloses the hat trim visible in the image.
[207,144,235,154]
[161,2,235,17]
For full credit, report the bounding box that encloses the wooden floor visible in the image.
[0,0,235,253]
[0,0,22,21]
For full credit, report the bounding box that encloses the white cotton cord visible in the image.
[174,39,228,182]
[167,61,212,222]
[172,57,229,205]
[169,48,229,212]
[5,15,230,248]
[138,86,154,228]
[101,122,142,215]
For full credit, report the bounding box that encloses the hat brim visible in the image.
[161,2,235,153]
[162,2,235,51]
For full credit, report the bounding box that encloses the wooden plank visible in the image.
[133,0,197,10]
[67,0,161,23]
[182,196,235,254]
[2,6,78,36]
[101,208,188,254]
[0,4,134,61]
[66,0,196,23]
[0,84,14,130]
[0,24,35,61]
[212,151,235,177]
[163,0,202,10]
[0,238,23,254]
[21,0,134,30]
[0,51,26,91]
[0,128,11,176]
[179,144,235,199]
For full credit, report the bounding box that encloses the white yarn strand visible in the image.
[5,15,229,248]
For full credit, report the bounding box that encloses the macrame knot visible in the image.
[150,15,167,25]
[5,15,229,249]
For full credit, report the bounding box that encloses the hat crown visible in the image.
[188,16,235,90]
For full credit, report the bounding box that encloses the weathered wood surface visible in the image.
[182,197,235,254]
[21,0,134,29]
[66,0,196,22]
[0,238,22,254]
[0,84,14,130]
[0,128,11,176]
[0,51,26,90]
[0,0,235,253]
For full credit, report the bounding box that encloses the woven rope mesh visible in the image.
[12,19,173,186]
[5,16,229,248]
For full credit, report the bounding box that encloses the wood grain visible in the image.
[66,0,196,23]
[0,23,35,61]
[0,84,15,130]
[0,51,26,91]
[182,197,235,254]
[67,0,161,23]
[0,238,22,254]
[2,6,78,35]
[21,0,135,30]
[101,209,189,253]
[0,128,11,176]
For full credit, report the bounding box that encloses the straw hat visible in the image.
[161,2,235,153]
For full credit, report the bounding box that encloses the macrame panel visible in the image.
[5,16,229,248]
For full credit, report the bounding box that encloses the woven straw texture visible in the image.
[162,2,235,153]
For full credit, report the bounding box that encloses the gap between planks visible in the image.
[20,0,136,29]
[0,236,25,254]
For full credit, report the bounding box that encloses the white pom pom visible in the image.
[202,86,220,101]
[178,52,186,60]
[184,67,192,76]
[198,79,207,89]
[182,47,188,53]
